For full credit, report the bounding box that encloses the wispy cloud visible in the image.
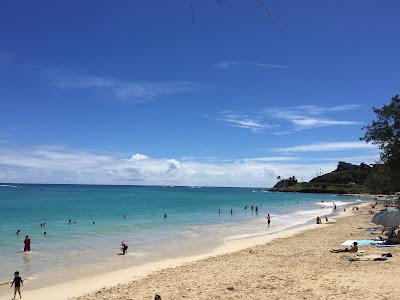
[276,141,378,153]
[214,61,288,69]
[264,105,361,130]
[215,112,271,132]
[213,104,361,134]
[42,66,199,102]
[291,118,360,129]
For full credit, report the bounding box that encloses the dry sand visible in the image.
[3,204,399,300]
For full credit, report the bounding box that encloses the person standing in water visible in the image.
[267,214,271,227]
[218,208,221,215]
[23,236,30,252]
[11,271,23,299]
[230,208,233,215]
[121,241,128,255]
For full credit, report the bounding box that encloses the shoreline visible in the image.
[0,202,362,300]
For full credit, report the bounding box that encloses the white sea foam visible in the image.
[224,231,266,241]
[315,200,362,207]
[126,252,146,257]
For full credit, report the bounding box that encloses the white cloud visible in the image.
[264,105,361,131]
[42,66,199,102]
[277,141,378,153]
[0,145,366,187]
[215,112,271,132]
[215,61,288,69]
[127,153,149,161]
[239,156,299,162]
[213,104,361,134]
[295,104,362,115]
[291,117,360,129]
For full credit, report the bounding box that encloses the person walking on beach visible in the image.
[23,236,30,252]
[267,214,271,227]
[11,271,23,299]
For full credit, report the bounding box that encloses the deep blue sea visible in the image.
[0,184,366,292]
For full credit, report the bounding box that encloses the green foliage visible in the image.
[272,176,298,190]
[361,95,400,191]
[364,165,393,194]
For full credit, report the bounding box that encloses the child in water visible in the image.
[121,241,128,255]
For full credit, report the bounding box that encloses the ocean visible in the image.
[0,184,366,293]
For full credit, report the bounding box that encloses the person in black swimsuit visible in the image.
[11,271,23,299]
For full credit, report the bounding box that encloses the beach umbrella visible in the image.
[372,211,400,228]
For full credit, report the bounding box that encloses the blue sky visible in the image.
[0,1,399,187]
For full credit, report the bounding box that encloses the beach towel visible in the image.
[341,240,384,246]
[348,255,388,262]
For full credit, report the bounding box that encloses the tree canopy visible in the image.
[361,95,400,191]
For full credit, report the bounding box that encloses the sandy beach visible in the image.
[2,202,399,300]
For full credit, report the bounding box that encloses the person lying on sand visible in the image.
[330,242,358,253]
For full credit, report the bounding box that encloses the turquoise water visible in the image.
[0,184,365,291]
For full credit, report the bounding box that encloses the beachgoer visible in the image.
[16,230,20,236]
[123,215,126,219]
[218,208,221,215]
[43,231,47,235]
[23,236,30,252]
[267,214,271,226]
[334,204,337,210]
[164,213,168,219]
[121,241,128,255]
[68,219,72,225]
[43,222,46,227]
[325,216,328,222]
[155,294,162,300]
[11,271,23,299]
[316,217,322,224]
[331,242,358,253]
[230,208,233,215]
[255,206,258,213]
[343,208,346,211]
[92,221,95,225]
